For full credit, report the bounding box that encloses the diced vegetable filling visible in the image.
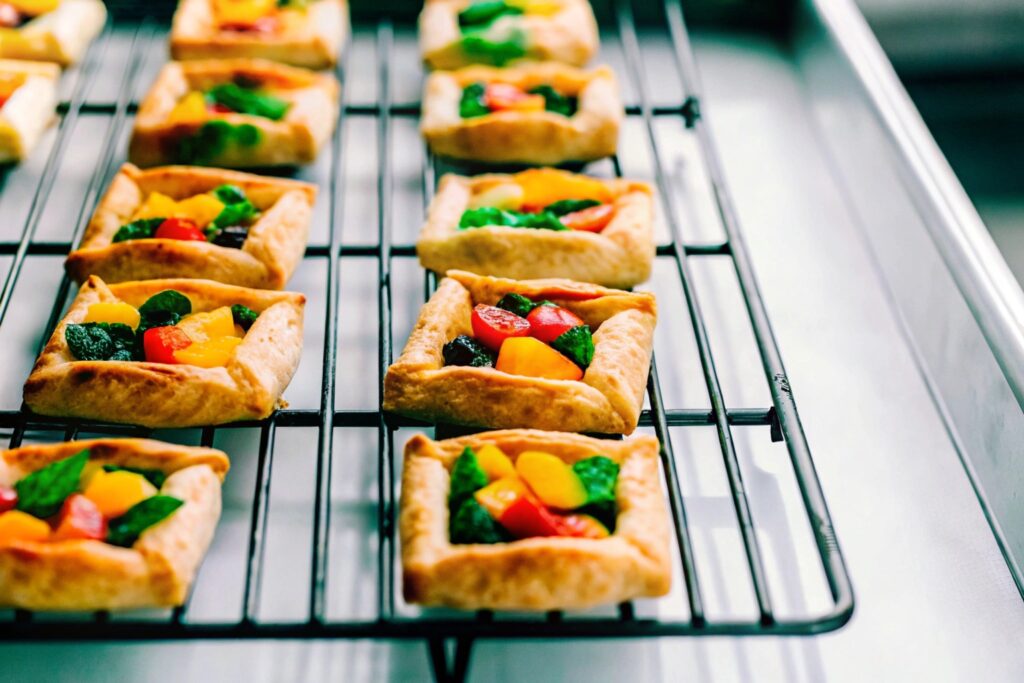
[457,169,616,234]
[0,0,58,29]
[456,0,564,64]
[64,288,261,367]
[441,293,594,380]
[448,445,619,544]
[459,81,577,119]
[0,72,26,109]
[212,0,312,34]
[112,184,258,249]
[0,449,184,548]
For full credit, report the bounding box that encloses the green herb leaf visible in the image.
[176,121,264,165]
[450,498,507,544]
[106,495,184,548]
[442,334,495,368]
[211,199,257,231]
[138,290,192,326]
[65,322,138,361]
[459,82,489,119]
[212,184,247,205]
[102,464,167,489]
[112,217,165,243]
[460,25,528,66]
[458,0,522,28]
[528,84,577,117]
[458,207,567,231]
[544,199,600,216]
[495,293,537,318]
[231,304,259,331]
[206,83,290,121]
[572,455,620,531]
[449,447,488,515]
[15,450,89,519]
[234,124,262,147]
[514,211,567,231]
[550,324,594,369]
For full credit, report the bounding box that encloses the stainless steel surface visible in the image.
[2,0,1024,678]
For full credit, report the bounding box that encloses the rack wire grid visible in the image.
[0,1,854,681]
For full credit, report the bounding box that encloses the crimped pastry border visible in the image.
[170,0,348,70]
[0,0,106,65]
[383,270,656,434]
[128,59,340,168]
[0,60,59,163]
[65,163,317,290]
[419,0,598,69]
[400,429,672,610]
[23,276,306,428]
[421,62,622,165]
[417,172,655,288]
[0,438,229,611]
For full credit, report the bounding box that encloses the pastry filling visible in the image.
[456,0,563,65]
[64,289,261,367]
[213,0,313,35]
[0,72,26,109]
[448,443,619,544]
[459,81,576,118]
[458,169,616,234]
[0,0,59,29]
[113,184,259,249]
[442,293,594,381]
[0,448,184,548]
[168,81,290,123]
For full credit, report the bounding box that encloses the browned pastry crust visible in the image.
[23,276,305,428]
[0,59,59,163]
[170,0,348,70]
[383,270,656,434]
[128,59,339,168]
[0,0,106,65]
[65,164,317,289]
[0,438,229,611]
[419,0,598,69]
[417,172,655,287]
[421,62,622,165]
[400,430,671,610]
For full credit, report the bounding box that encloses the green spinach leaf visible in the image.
[495,293,537,318]
[231,304,259,331]
[450,498,507,544]
[206,83,290,121]
[544,199,600,216]
[550,324,594,369]
[442,334,495,368]
[572,455,619,531]
[212,184,247,205]
[112,217,165,243]
[65,322,138,361]
[15,449,89,519]
[106,495,184,547]
[449,447,488,514]
[458,0,522,28]
[459,82,489,119]
[459,207,566,231]
[138,290,192,322]
[528,84,577,117]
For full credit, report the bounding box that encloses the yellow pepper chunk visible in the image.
[133,191,178,220]
[495,336,583,381]
[83,302,141,330]
[0,73,25,100]
[167,91,208,125]
[475,444,516,481]
[515,451,589,510]
[474,477,526,519]
[507,0,563,16]
[214,0,276,23]
[84,470,157,518]
[173,335,243,368]
[0,510,50,543]
[469,183,524,210]
[9,0,60,15]
[176,306,237,344]
[514,169,613,208]
[174,193,225,229]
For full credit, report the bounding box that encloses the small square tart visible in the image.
[0,59,59,163]
[421,61,622,165]
[0,0,106,66]
[418,171,655,288]
[128,59,340,169]
[23,276,306,428]
[383,270,657,435]
[400,429,671,611]
[170,0,348,70]
[65,163,318,290]
[0,438,229,611]
[419,0,598,70]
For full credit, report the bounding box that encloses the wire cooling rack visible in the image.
[0,2,853,681]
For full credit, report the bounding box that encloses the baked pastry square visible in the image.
[170,0,347,70]
[0,0,106,66]
[400,429,671,610]
[0,438,228,611]
[65,163,317,289]
[419,0,598,70]
[0,59,58,163]
[421,61,621,165]
[129,59,339,169]
[418,169,655,288]
[24,276,305,427]
[384,270,656,434]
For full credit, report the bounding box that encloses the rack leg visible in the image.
[426,637,475,683]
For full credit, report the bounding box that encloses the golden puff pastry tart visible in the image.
[170,0,347,70]
[0,0,106,66]
[421,61,621,165]
[65,163,317,290]
[418,169,655,288]
[419,0,598,70]
[129,59,339,169]
[0,438,228,611]
[24,276,305,428]
[0,59,58,163]
[400,429,671,611]
[383,270,656,435]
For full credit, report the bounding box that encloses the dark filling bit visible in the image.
[210,225,249,249]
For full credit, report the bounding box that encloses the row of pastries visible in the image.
[0,0,673,616]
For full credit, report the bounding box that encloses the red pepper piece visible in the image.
[559,204,615,233]
[53,494,107,541]
[525,304,584,344]
[219,16,279,33]
[470,304,531,352]
[154,217,206,242]
[207,102,234,114]
[0,485,16,513]
[483,83,544,112]
[497,495,564,539]
[143,326,192,364]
